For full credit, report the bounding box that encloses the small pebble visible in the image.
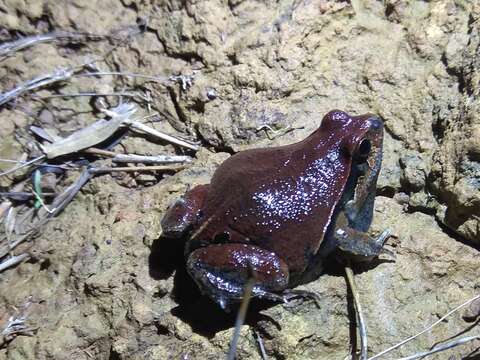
[206,88,217,100]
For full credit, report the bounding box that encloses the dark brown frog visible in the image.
[162,110,389,309]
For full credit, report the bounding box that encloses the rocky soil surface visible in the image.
[0,0,479,359]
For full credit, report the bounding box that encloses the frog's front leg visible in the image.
[161,184,210,238]
[186,243,290,309]
[335,223,392,262]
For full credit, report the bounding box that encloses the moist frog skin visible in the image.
[161,110,388,310]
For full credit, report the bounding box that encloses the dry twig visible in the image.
[88,164,186,175]
[123,119,199,151]
[253,329,268,360]
[0,253,29,273]
[111,154,192,164]
[75,71,168,84]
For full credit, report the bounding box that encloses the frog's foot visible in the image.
[336,228,393,262]
[161,184,209,238]
[186,243,290,311]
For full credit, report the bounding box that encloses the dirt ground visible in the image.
[0,0,479,359]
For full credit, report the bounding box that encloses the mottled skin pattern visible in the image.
[162,110,387,309]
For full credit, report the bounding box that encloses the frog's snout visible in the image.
[368,116,383,130]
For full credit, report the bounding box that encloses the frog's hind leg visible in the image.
[161,184,210,238]
[186,243,290,310]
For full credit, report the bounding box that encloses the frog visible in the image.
[161,110,390,310]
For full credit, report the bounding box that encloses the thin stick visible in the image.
[368,294,480,360]
[0,253,29,273]
[124,119,199,151]
[111,154,192,164]
[345,264,368,360]
[0,192,56,199]
[83,148,117,157]
[88,164,186,175]
[253,329,268,360]
[82,149,192,164]
[0,30,117,58]
[48,169,93,218]
[0,159,26,164]
[0,155,46,177]
[0,33,62,57]
[396,335,480,360]
[227,278,255,360]
[32,91,153,103]
[75,71,168,83]
[0,67,75,106]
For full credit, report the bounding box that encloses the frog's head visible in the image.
[320,110,385,231]
[320,110,383,162]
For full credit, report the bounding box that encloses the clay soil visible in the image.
[0,1,479,359]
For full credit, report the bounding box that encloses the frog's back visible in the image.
[197,133,353,276]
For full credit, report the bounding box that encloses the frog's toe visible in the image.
[280,289,321,308]
[375,229,392,247]
[251,288,320,307]
[378,246,396,261]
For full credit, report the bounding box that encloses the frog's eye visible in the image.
[354,138,371,163]
[358,139,371,157]
[322,110,350,129]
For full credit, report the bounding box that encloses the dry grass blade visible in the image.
[369,294,480,360]
[0,155,46,178]
[32,91,151,102]
[227,278,255,360]
[4,208,16,240]
[0,67,75,107]
[1,316,28,337]
[0,32,61,57]
[345,264,368,360]
[0,169,93,262]
[396,335,480,360]
[0,30,121,59]
[76,71,168,83]
[46,169,93,218]
[0,208,34,260]
[4,207,16,256]
[29,126,58,142]
[41,103,136,159]
[0,296,35,346]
